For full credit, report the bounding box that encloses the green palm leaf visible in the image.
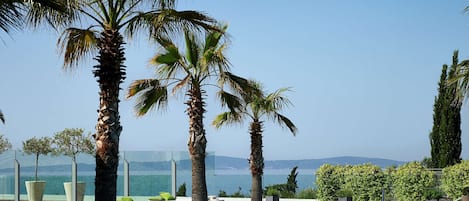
[57,27,98,69]
[127,79,168,116]
[212,112,242,128]
[275,113,297,135]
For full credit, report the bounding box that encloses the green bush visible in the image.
[423,188,445,200]
[120,197,133,201]
[344,164,387,201]
[148,196,162,201]
[218,190,227,197]
[176,183,186,196]
[295,188,317,199]
[316,164,348,201]
[441,160,469,199]
[265,187,280,196]
[463,186,469,196]
[391,162,436,201]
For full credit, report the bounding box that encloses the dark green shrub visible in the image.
[295,188,317,199]
[218,190,227,197]
[176,183,186,196]
[463,186,469,196]
[423,188,445,200]
[230,187,245,198]
[265,188,280,196]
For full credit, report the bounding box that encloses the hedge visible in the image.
[440,160,469,199]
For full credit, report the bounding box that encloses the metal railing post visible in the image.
[171,160,176,197]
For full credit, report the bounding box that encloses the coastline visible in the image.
[0,195,319,201]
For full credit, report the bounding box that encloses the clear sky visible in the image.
[1,0,469,162]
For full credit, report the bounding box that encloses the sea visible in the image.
[0,170,316,196]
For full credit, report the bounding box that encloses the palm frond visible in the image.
[184,29,200,69]
[127,79,168,116]
[212,112,243,128]
[0,0,22,34]
[57,27,98,69]
[0,110,4,124]
[172,74,190,95]
[265,87,293,111]
[274,113,297,135]
[125,9,217,40]
[217,90,243,113]
[25,0,78,30]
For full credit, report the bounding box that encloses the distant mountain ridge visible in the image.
[0,155,406,174]
[215,156,406,171]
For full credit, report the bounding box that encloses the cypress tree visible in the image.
[430,64,447,168]
[429,50,462,168]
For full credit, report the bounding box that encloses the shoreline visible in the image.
[0,195,319,201]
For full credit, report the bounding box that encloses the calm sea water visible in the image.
[0,171,316,196]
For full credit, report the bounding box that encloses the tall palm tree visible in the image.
[212,81,297,201]
[127,26,247,201]
[57,1,217,201]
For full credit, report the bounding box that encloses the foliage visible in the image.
[316,164,347,201]
[422,188,445,200]
[264,166,299,198]
[22,136,53,181]
[230,187,246,198]
[286,166,298,194]
[265,187,281,196]
[430,51,462,168]
[295,188,317,199]
[343,163,388,201]
[0,134,12,154]
[148,192,175,201]
[265,184,293,198]
[0,110,4,124]
[463,186,469,196]
[218,190,227,197]
[440,160,469,199]
[391,161,436,201]
[159,192,173,201]
[120,197,133,201]
[52,128,94,161]
[217,188,247,198]
[176,183,186,196]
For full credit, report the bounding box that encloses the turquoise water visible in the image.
[0,173,315,196]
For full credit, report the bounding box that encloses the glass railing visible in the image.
[0,150,215,199]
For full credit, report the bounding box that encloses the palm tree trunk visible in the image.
[250,120,264,201]
[93,29,125,201]
[186,86,208,201]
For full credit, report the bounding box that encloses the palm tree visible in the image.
[57,1,217,201]
[212,81,297,201]
[127,26,247,201]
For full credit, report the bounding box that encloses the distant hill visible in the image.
[214,156,406,171]
[0,155,406,174]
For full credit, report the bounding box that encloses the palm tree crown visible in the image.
[213,81,297,201]
[127,26,248,201]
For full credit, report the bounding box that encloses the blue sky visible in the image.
[1,0,469,161]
